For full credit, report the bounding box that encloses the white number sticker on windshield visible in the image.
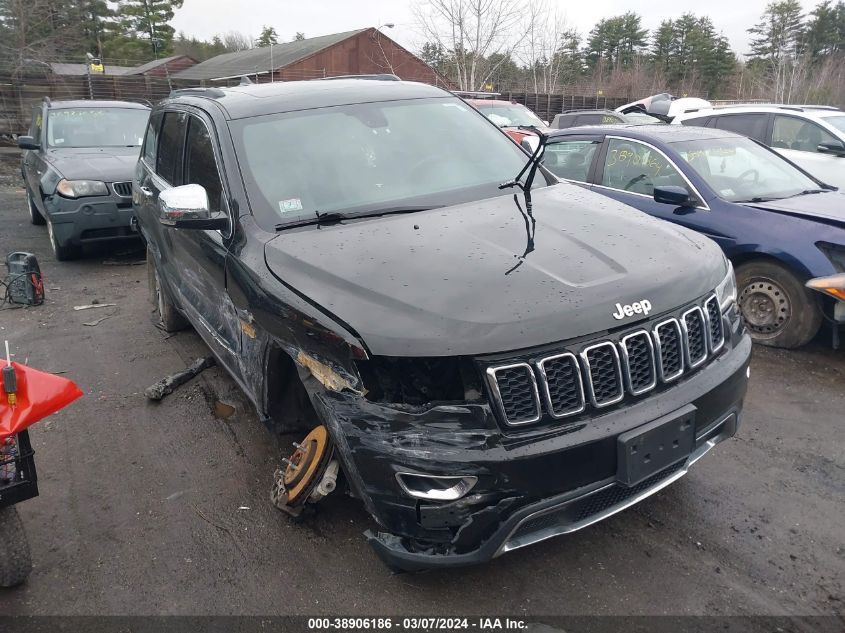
[279,198,303,213]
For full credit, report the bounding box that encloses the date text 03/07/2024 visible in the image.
[307,617,528,630]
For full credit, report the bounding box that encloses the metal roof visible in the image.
[172,29,368,81]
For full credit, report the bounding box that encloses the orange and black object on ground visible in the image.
[1,351,82,587]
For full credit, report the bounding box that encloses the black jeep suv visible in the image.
[19,98,150,260]
[134,79,751,571]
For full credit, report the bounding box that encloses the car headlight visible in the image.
[56,179,109,198]
[716,259,737,311]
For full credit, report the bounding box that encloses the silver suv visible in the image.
[673,105,845,189]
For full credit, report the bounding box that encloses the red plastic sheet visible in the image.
[0,363,83,441]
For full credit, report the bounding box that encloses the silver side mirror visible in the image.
[157,184,229,230]
[159,184,210,223]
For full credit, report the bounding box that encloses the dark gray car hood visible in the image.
[265,184,727,357]
[45,147,140,183]
[743,190,845,225]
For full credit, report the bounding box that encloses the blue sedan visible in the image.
[541,124,845,348]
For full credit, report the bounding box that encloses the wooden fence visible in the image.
[0,73,637,135]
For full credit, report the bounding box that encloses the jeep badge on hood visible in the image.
[612,299,653,320]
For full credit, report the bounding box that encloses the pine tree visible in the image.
[115,0,184,59]
[256,25,278,47]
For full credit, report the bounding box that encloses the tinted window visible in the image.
[184,116,224,212]
[575,113,622,126]
[142,111,163,168]
[543,140,599,182]
[709,114,767,141]
[156,111,187,185]
[680,116,711,127]
[772,115,837,153]
[601,138,686,196]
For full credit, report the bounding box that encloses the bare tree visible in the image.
[413,0,528,90]
[221,31,253,52]
[518,0,570,93]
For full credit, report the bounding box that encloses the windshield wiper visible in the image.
[737,189,828,204]
[274,206,441,231]
[275,211,346,231]
[783,188,828,198]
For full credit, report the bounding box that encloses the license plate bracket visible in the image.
[616,404,696,487]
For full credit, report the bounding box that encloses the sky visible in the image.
[170,0,823,58]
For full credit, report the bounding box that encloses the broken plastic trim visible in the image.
[395,473,478,501]
[295,351,361,394]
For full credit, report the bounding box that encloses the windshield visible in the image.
[232,96,537,227]
[477,104,544,128]
[823,115,845,134]
[672,136,821,202]
[47,108,149,148]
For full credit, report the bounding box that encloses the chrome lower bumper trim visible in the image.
[496,413,736,556]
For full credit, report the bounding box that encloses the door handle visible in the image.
[139,186,153,196]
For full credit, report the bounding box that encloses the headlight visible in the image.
[56,179,108,198]
[716,259,737,311]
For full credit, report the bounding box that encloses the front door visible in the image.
[594,137,735,251]
[138,109,240,360]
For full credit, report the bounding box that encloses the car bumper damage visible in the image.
[293,305,751,572]
[43,190,137,247]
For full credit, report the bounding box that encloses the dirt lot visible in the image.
[0,152,843,620]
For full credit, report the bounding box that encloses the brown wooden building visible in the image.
[173,28,445,85]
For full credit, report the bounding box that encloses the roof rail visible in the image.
[452,90,502,98]
[321,74,401,81]
[561,108,618,114]
[168,87,226,99]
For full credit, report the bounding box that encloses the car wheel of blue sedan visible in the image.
[736,261,822,349]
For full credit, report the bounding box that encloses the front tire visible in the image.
[736,260,822,348]
[46,220,80,261]
[147,246,188,332]
[0,506,33,588]
[27,191,45,226]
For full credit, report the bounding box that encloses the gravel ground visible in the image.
[0,160,842,622]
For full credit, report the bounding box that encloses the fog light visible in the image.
[395,472,478,501]
[746,367,751,379]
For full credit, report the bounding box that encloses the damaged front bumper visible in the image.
[44,189,138,247]
[311,308,751,572]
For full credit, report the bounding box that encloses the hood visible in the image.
[45,147,140,182]
[264,185,726,357]
[743,191,845,225]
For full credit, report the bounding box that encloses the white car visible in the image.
[672,105,845,189]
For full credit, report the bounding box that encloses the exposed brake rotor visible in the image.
[271,425,335,517]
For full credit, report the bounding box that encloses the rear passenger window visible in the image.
[156,111,187,185]
[184,116,224,212]
[709,114,767,141]
[543,140,599,182]
[142,112,162,168]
